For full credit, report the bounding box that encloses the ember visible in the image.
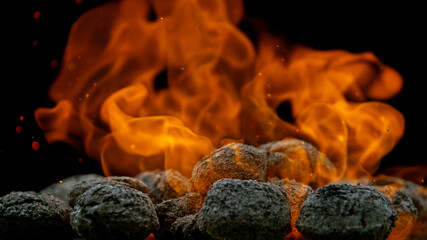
[1,0,426,239]
[32,140,40,150]
[33,11,41,20]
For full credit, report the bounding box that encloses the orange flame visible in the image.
[35,0,404,181]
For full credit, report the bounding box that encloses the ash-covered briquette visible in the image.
[371,177,427,214]
[370,176,427,240]
[0,191,73,239]
[336,171,424,237]
[259,138,335,187]
[391,191,418,217]
[65,175,108,207]
[388,191,418,240]
[67,175,149,206]
[296,184,397,240]
[41,173,104,203]
[194,179,292,240]
[170,214,202,240]
[107,175,150,193]
[70,182,159,240]
[190,143,268,195]
[136,169,190,204]
[155,192,204,239]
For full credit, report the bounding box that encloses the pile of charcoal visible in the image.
[1,139,426,240]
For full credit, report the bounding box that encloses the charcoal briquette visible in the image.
[70,182,159,240]
[0,191,73,239]
[67,176,108,207]
[155,192,204,239]
[370,176,427,239]
[296,184,397,240]
[67,175,149,206]
[388,191,418,240]
[259,138,335,187]
[136,169,190,204]
[41,173,104,203]
[107,175,150,193]
[190,143,268,195]
[195,179,292,240]
[170,214,202,240]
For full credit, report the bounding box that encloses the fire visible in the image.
[35,0,404,182]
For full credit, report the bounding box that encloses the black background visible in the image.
[1,1,426,196]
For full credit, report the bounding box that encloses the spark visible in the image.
[33,11,41,20]
[32,141,40,151]
[51,60,59,69]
